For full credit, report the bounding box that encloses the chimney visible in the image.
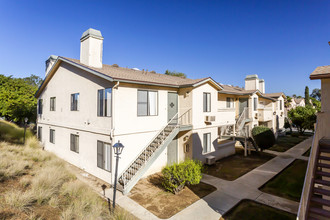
[45,55,58,76]
[259,79,265,93]
[80,28,103,68]
[245,74,259,91]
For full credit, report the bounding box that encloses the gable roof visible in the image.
[294,98,304,104]
[310,65,330,79]
[264,92,286,99]
[36,56,223,97]
[218,84,276,101]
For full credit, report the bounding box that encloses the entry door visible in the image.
[168,92,178,123]
[167,137,178,165]
[239,98,249,115]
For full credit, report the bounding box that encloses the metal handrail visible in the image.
[178,108,192,125]
[236,107,248,129]
[118,112,179,187]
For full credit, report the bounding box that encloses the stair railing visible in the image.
[178,108,192,126]
[236,107,249,136]
[297,119,320,220]
[118,112,179,188]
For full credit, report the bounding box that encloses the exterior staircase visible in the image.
[117,110,191,195]
[304,138,330,219]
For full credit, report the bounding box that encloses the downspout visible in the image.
[111,81,119,184]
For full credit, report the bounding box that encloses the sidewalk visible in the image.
[104,137,312,220]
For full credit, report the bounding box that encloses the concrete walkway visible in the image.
[104,137,312,220]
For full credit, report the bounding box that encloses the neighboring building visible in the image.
[298,65,330,219]
[35,28,286,194]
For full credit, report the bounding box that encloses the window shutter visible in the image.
[97,141,103,168]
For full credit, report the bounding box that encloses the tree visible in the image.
[285,96,292,108]
[311,88,321,101]
[292,94,297,98]
[310,97,321,112]
[23,74,43,87]
[288,106,316,134]
[164,70,187,78]
[305,86,311,106]
[0,74,39,123]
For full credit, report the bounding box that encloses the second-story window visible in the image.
[203,93,211,112]
[137,90,158,116]
[71,93,79,111]
[50,97,56,111]
[280,100,283,110]
[38,99,43,114]
[226,97,234,108]
[254,98,258,111]
[97,88,112,117]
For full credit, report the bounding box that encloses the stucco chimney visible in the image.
[245,74,259,91]
[80,28,103,68]
[259,79,265,93]
[45,55,58,76]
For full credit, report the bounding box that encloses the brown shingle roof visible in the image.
[62,57,209,87]
[264,93,284,98]
[219,84,257,95]
[310,65,330,79]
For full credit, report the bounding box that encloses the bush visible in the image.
[252,126,276,150]
[161,160,202,194]
[291,133,300,137]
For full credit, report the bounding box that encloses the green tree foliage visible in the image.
[305,86,311,106]
[0,74,41,123]
[164,70,187,78]
[285,96,292,108]
[310,97,321,112]
[162,160,202,194]
[311,88,321,101]
[288,106,316,134]
[251,126,276,150]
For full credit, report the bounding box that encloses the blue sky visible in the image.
[0,0,329,96]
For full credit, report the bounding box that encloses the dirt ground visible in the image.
[129,173,217,219]
[204,148,274,181]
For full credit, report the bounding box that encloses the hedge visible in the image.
[251,126,275,150]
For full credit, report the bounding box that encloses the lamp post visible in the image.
[23,117,28,144]
[112,141,124,211]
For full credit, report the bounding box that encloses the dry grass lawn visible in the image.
[129,173,217,219]
[0,137,133,220]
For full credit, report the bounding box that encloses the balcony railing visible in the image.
[258,107,273,122]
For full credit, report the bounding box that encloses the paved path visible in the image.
[104,137,312,220]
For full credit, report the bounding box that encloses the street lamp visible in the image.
[112,141,124,211]
[23,117,28,144]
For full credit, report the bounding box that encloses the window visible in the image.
[280,100,283,110]
[38,99,43,114]
[50,97,56,111]
[71,93,79,111]
[226,97,234,108]
[203,93,211,112]
[97,88,112,116]
[38,126,42,141]
[137,90,158,116]
[70,134,79,153]
[49,129,55,144]
[97,141,111,171]
[203,133,211,153]
[254,98,258,111]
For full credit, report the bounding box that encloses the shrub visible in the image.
[291,133,300,137]
[252,126,276,150]
[161,160,202,194]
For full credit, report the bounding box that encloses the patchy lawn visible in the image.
[260,159,308,202]
[203,148,274,181]
[129,173,216,219]
[221,200,295,220]
[268,135,310,152]
[0,138,133,220]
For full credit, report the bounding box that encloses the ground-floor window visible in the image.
[38,126,42,141]
[70,134,79,153]
[203,133,211,153]
[97,141,111,171]
[49,129,55,144]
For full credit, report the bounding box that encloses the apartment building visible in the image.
[35,28,285,194]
